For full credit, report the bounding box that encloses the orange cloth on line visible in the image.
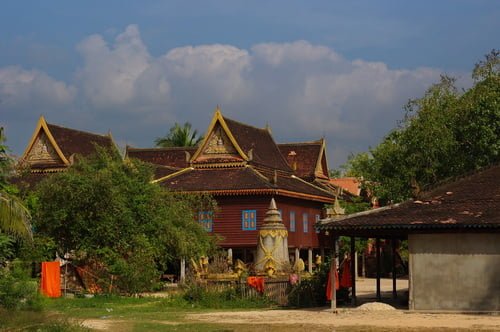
[40,262,61,298]
[325,269,340,301]
[247,276,265,293]
[340,258,352,288]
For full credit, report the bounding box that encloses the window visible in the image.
[242,210,257,230]
[303,213,309,233]
[198,211,213,232]
[290,211,296,232]
[315,214,321,233]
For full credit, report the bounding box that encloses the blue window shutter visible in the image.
[242,210,257,230]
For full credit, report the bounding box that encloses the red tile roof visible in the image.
[320,164,500,233]
[329,177,362,196]
[223,117,292,172]
[46,123,115,159]
[278,140,327,180]
[126,146,196,169]
[155,166,334,203]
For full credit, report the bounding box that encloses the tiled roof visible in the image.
[278,140,325,180]
[223,117,292,172]
[319,164,500,232]
[329,177,362,196]
[155,166,334,202]
[126,146,196,169]
[46,123,115,159]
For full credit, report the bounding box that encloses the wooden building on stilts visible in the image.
[126,108,337,269]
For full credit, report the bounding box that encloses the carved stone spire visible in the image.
[263,198,282,224]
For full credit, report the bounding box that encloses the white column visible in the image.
[308,248,313,274]
[295,247,300,264]
[180,257,186,284]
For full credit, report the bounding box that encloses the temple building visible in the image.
[127,109,336,268]
[13,115,117,188]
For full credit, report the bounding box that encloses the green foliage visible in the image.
[181,282,272,309]
[155,122,203,147]
[0,260,42,310]
[0,233,15,265]
[0,128,33,241]
[33,149,217,294]
[287,260,331,307]
[344,51,500,203]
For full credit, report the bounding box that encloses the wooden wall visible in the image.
[209,194,332,249]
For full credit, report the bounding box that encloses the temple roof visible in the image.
[126,146,196,169]
[21,116,115,170]
[123,109,334,203]
[154,165,334,203]
[329,177,362,196]
[45,123,115,160]
[278,139,329,181]
[222,116,292,171]
[319,164,500,234]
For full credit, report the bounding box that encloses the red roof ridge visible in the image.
[126,146,197,152]
[221,115,269,133]
[278,139,323,146]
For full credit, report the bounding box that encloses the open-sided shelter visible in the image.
[319,164,500,311]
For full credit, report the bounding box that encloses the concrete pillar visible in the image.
[295,247,300,264]
[376,238,381,301]
[331,237,337,313]
[180,257,186,283]
[392,239,397,299]
[350,236,356,306]
[308,248,313,274]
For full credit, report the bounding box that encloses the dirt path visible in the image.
[188,309,500,330]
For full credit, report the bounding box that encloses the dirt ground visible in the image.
[82,278,500,331]
[189,309,500,330]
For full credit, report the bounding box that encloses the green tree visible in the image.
[0,128,32,241]
[344,51,499,203]
[155,122,203,147]
[34,149,216,293]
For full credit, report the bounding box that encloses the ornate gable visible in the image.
[25,131,64,165]
[21,116,69,170]
[191,109,248,167]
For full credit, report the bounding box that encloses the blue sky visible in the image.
[1,1,498,167]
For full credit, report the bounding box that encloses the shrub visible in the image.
[0,260,43,310]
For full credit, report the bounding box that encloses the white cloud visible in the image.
[0,66,75,111]
[3,25,448,167]
[76,24,160,108]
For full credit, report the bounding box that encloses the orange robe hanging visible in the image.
[40,262,61,298]
[247,276,265,293]
[340,258,352,288]
[325,269,339,300]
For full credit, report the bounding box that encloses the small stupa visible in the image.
[255,198,290,275]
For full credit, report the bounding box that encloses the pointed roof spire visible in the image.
[263,198,283,224]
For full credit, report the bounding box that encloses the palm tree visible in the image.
[0,193,32,240]
[155,122,203,148]
[0,128,32,241]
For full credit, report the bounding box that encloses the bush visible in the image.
[181,281,272,309]
[0,260,43,310]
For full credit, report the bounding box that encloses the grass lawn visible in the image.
[0,294,283,331]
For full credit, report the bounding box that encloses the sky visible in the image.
[1,1,498,168]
